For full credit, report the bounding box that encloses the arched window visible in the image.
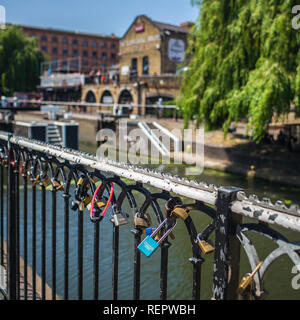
[101,91,114,104]
[85,91,96,103]
[118,90,133,104]
[143,56,149,75]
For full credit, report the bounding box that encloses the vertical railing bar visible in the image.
[41,185,46,300]
[160,245,169,300]
[77,210,83,300]
[184,216,203,300]
[15,169,20,299]
[32,183,36,300]
[7,142,17,300]
[23,173,28,300]
[63,193,70,300]
[112,225,119,300]
[133,233,141,300]
[93,222,100,300]
[0,165,4,267]
[51,189,57,300]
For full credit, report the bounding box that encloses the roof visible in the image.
[152,21,189,34]
[122,15,190,39]
[8,23,119,40]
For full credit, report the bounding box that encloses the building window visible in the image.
[52,59,58,68]
[101,42,107,48]
[83,50,88,58]
[41,35,47,42]
[72,49,78,57]
[41,46,47,53]
[82,40,88,46]
[92,41,98,48]
[111,53,116,60]
[29,34,35,38]
[72,39,78,45]
[131,58,137,71]
[62,49,68,56]
[62,37,68,44]
[83,60,89,67]
[102,52,107,60]
[52,36,58,43]
[101,63,107,71]
[143,56,149,75]
[111,43,116,50]
[72,60,79,68]
[92,51,98,59]
[52,47,58,55]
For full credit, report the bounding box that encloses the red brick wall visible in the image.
[21,25,119,74]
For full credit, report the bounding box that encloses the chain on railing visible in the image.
[0,131,299,300]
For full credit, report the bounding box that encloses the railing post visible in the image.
[212,186,243,300]
[7,136,17,300]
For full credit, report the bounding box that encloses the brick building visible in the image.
[82,15,193,114]
[119,15,191,81]
[18,24,119,74]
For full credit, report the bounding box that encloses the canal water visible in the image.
[2,144,300,300]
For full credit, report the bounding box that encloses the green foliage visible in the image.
[0,25,45,95]
[180,0,300,141]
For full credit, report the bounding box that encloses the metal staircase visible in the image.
[47,123,63,146]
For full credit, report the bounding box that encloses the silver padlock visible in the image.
[112,210,128,227]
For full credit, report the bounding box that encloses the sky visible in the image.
[1,0,199,37]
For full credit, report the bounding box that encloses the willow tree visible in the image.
[0,25,45,95]
[179,0,300,141]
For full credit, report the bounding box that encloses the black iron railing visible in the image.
[0,132,299,300]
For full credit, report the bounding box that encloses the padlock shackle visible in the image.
[157,220,177,244]
[150,218,177,244]
[150,218,168,238]
[90,181,114,221]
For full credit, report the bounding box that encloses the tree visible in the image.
[0,25,45,96]
[179,0,300,141]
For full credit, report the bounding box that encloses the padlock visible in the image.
[134,213,152,231]
[78,201,86,212]
[41,176,52,188]
[138,218,177,257]
[238,261,263,294]
[198,240,214,254]
[77,177,84,186]
[112,211,129,227]
[170,206,189,221]
[197,234,215,254]
[86,197,105,211]
[19,164,26,175]
[52,179,64,191]
[32,174,41,187]
[71,195,92,211]
[82,195,92,209]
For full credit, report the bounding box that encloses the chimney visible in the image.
[180,22,194,29]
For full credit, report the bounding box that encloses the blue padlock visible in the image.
[138,218,176,257]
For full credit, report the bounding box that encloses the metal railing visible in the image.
[0,131,299,300]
